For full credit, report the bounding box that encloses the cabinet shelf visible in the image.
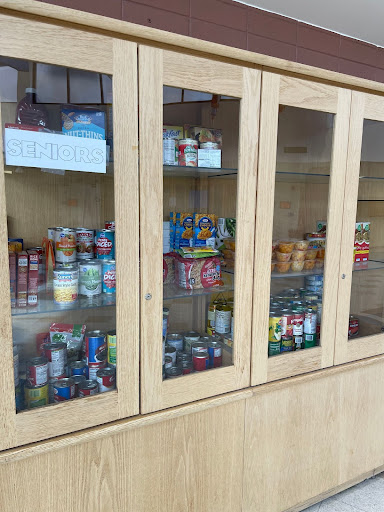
[163,165,237,178]
[11,291,116,316]
[163,283,234,300]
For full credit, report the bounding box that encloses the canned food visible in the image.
[95,229,115,260]
[181,361,193,374]
[79,260,102,296]
[215,304,232,334]
[294,335,304,350]
[72,375,86,397]
[48,375,66,402]
[102,260,116,294]
[207,300,220,336]
[26,356,48,386]
[54,227,76,263]
[208,341,222,368]
[24,383,48,408]
[164,356,173,370]
[165,367,182,379]
[193,351,209,371]
[200,142,218,149]
[177,352,192,363]
[105,221,115,231]
[281,335,294,352]
[88,361,106,381]
[292,312,304,336]
[268,341,281,356]
[165,345,177,365]
[191,342,208,355]
[166,333,183,352]
[178,138,198,167]
[304,333,317,348]
[85,330,107,364]
[75,228,94,259]
[44,342,66,378]
[163,138,179,166]
[280,311,293,337]
[107,330,116,366]
[53,266,79,305]
[184,331,200,353]
[96,367,116,392]
[269,314,282,342]
[348,315,359,338]
[53,378,75,402]
[78,379,98,397]
[304,308,317,334]
[69,360,87,377]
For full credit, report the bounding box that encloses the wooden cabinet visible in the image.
[0,14,139,450]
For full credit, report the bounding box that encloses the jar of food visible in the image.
[276,251,292,262]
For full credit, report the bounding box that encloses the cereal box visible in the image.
[61,106,105,140]
[194,214,217,248]
[175,213,194,249]
[163,125,183,140]
[8,238,23,252]
[187,127,222,149]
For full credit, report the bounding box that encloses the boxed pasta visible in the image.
[177,255,221,290]
[194,213,217,248]
[175,212,194,249]
[27,251,39,306]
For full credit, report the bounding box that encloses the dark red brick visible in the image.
[338,59,376,81]
[297,23,340,56]
[248,33,296,61]
[190,18,247,49]
[297,47,339,72]
[122,1,189,35]
[339,37,378,67]
[37,0,122,19]
[191,0,246,31]
[247,7,297,45]
[127,0,190,17]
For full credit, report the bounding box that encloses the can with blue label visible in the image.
[102,260,116,293]
[53,378,75,402]
[95,229,115,260]
[85,330,107,364]
[208,341,222,368]
[69,360,87,377]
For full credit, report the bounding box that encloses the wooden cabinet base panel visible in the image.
[1,356,384,512]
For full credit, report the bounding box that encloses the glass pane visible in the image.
[269,106,334,356]
[162,87,239,378]
[2,57,117,411]
[348,119,384,339]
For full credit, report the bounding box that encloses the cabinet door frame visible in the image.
[251,72,351,386]
[0,14,139,450]
[139,45,261,413]
[335,91,384,364]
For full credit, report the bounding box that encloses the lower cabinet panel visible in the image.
[1,358,384,512]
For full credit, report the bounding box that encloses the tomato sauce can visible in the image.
[105,221,115,231]
[85,330,107,365]
[107,330,116,366]
[75,228,94,259]
[25,383,48,409]
[78,379,98,397]
[96,367,116,392]
[193,351,209,371]
[95,229,115,259]
[27,356,48,386]
[54,227,77,263]
[72,375,86,397]
[102,260,116,293]
[178,138,198,167]
[208,341,222,368]
[69,360,87,377]
[44,342,67,378]
[348,315,359,338]
[53,377,75,402]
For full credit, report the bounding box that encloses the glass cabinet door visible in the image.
[335,91,384,364]
[0,17,139,450]
[139,47,260,413]
[252,73,351,385]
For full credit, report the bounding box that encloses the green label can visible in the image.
[304,333,317,348]
[107,330,116,366]
[269,314,282,342]
[268,341,281,356]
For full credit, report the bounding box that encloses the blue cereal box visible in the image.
[193,214,217,248]
[61,106,105,140]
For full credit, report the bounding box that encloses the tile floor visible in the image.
[303,474,384,511]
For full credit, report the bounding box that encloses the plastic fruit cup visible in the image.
[278,241,295,253]
[276,261,291,273]
[315,259,324,269]
[291,260,305,272]
[291,250,306,262]
[303,260,316,270]
[294,240,309,251]
[276,251,292,262]
[306,249,318,260]
[317,248,325,259]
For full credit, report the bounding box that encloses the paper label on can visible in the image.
[103,265,116,291]
[215,309,231,334]
[46,349,65,377]
[29,363,48,386]
[79,264,102,295]
[96,232,114,258]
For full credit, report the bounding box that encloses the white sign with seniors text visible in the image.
[4,128,106,173]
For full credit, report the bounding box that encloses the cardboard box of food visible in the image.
[163,125,183,140]
[27,251,39,306]
[9,251,16,308]
[16,251,28,307]
[61,106,105,140]
[187,126,222,149]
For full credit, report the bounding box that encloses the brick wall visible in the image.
[38,0,384,83]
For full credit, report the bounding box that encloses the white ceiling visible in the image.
[236,0,384,47]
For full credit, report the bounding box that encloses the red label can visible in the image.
[292,312,304,336]
[193,351,209,371]
[348,316,359,338]
[280,311,294,337]
[105,221,115,231]
[27,356,48,386]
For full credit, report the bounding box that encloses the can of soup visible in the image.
[44,342,66,378]
[85,330,107,365]
[75,228,94,259]
[78,379,98,397]
[208,341,222,368]
[54,227,76,263]
[102,260,116,294]
[107,330,117,366]
[53,378,75,402]
[96,367,116,393]
[79,260,102,296]
[95,230,115,260]
[69,360,87,377]
[26,356,48,387]
[25,383,48,409]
